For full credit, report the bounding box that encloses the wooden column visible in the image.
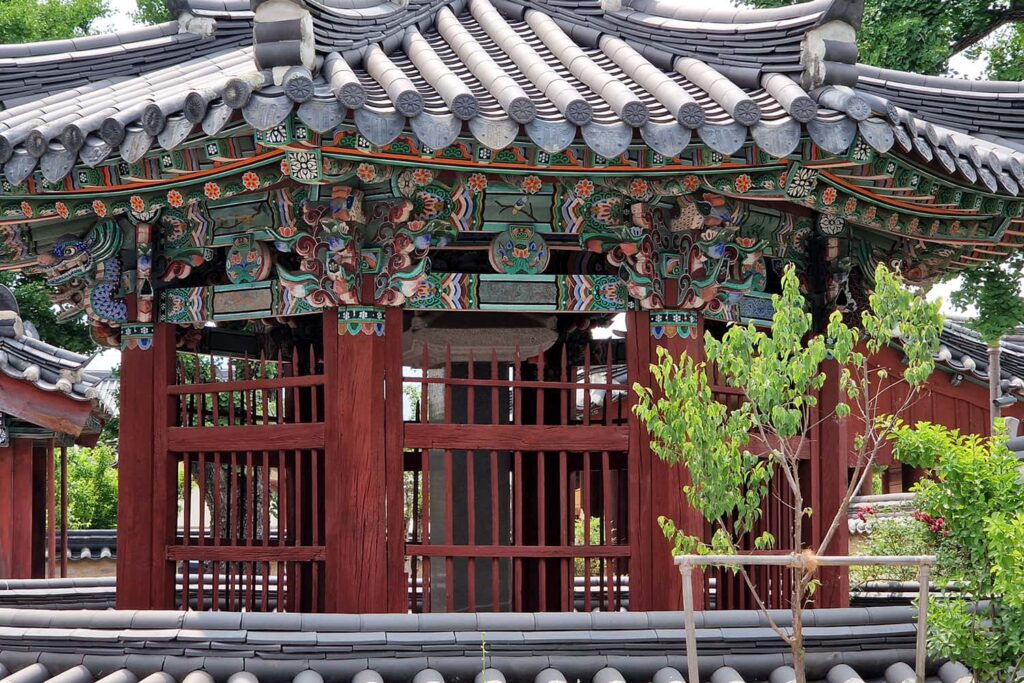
[814,360,850,608]
[0,439,36,578]
[323,308,390,612]
[117,322,176,609]
[628,311,707,610]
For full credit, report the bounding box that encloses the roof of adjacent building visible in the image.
[0,311,104,404]
[0,0,1022,193]
[0,606,963,683]
[933,320,1024,396]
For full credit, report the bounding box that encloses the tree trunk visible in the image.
[990,344,1002,428]
[791,595,806,683]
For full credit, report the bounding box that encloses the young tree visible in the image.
[634,264,942,683]
[889,421,1024,682]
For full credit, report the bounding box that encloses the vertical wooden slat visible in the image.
[46,442,55,578]
[384,308,406,613]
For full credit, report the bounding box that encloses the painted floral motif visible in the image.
[521,175,542,194]
[467,173,488,193]
[787,167,819,198]
[167,190,184,208]
[950,220,962,234]
[888,213,900,229]
[203,182,221,200]
[55,202,69,219]
[819,214,845,236]
[19,201,31,218]
[734,174,752,193]
[844,198,857,215]
[357,163,377,182]
[280,159,291,176]
[629,178,649,198]
[129,195,146,213]
[682,175,701,193]
[822,187,838,205]
[575,178,595,198]
[242,171,261,191]
[412,168,434,186]
[864,205,877,222]
[287,152,320,182]
[92,200,107,217]
[907,217,920,233]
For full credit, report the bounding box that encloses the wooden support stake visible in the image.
[680,561,699,683]
[916,564,930,683]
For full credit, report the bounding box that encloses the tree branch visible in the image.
[947,8,1024,59]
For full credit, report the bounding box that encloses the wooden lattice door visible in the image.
[398,312,636,612]
[167,343,327,612]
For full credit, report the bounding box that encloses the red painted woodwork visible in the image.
[110,306,1023,613]
[167,424,326,451]
[0,374,93,437]
[323,307,390,612]
[117,338,156,607]
[0,439,47,579]
[630,311,707,611]
[814,360,851,608]
[403,424,629,451]
[400,322,632,613]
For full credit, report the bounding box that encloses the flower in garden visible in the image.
[242,171,261,191]
[167,190,184,208]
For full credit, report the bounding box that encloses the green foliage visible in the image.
[635,263,942,675]
[850,517,937,584]
[891,421,1024,681]
[745,0,1024,80]
[131,0,172,25]
[61,444,118,529]
[947,256,1024,346]
[0,272,96,354]
[0,0,108,43]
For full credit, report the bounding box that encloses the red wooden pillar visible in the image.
[323,308,391,612]
[0,439,36,578]
[117,322,176,609]
[628,311,707,610]
[814,360,850,607]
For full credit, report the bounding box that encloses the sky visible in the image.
[81,0,983,372]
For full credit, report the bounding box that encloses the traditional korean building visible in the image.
[1,0,1023,616]
[0,286,110,580]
